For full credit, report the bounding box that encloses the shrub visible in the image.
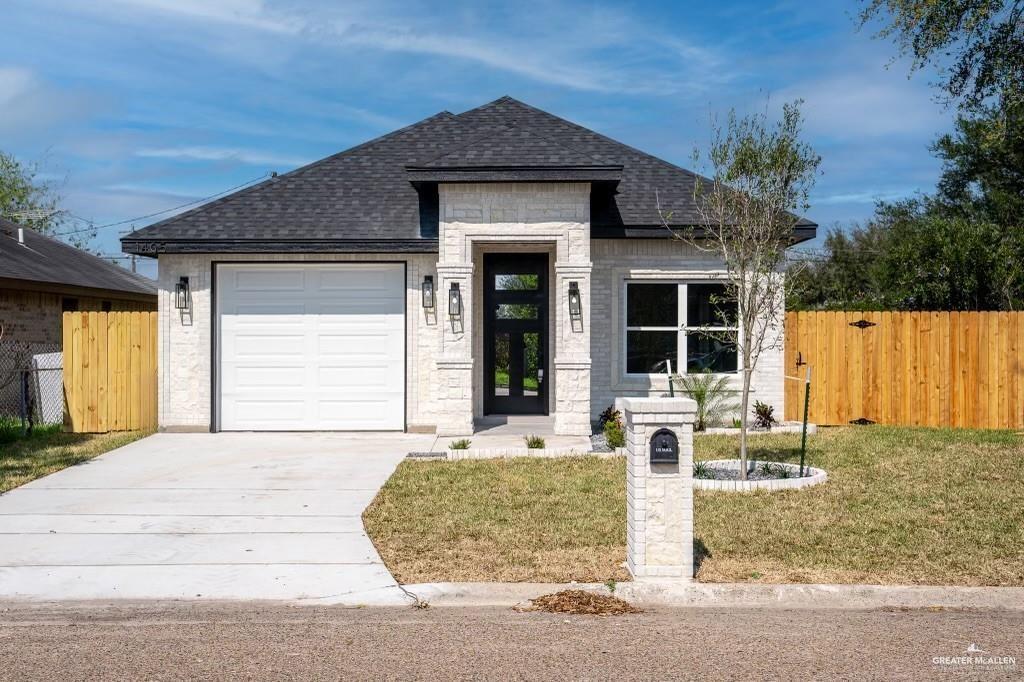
[598,405,620,428]
[603,416,625,449]
[752,401,777,430]
[693,461,712,479]
[675,371,739,431]
[449,439,471,450]
[524,434,546,449]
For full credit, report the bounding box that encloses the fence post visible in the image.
[19,370,32,436]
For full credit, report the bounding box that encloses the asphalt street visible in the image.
[1,602,1021,680]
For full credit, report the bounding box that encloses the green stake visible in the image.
[799,366,811,477]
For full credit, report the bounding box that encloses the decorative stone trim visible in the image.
[693,459,827,492]
[701,422,817,436]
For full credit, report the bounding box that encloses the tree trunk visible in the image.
[739,367,752,480]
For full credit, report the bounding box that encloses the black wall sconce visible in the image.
[174,276,190,310]
[567,281,582,320]
[448,282,462,317]
[421,275,435,309]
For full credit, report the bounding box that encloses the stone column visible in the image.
[617,397,697,581]
[553,262,592,435]
[435,262,474,436]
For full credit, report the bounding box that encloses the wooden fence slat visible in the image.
[786,311,1024,430]
[61,311,157,433]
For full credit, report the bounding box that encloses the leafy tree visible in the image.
[859,0,1024,111]
[932,99,1024,225]
[789,201,1024,311]
[666,101,820,478]
[0,151,92,248]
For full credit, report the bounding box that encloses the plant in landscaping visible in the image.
[693,460,712,479]
[598,405,620,428]
[603,411,626,449]
[675,371,739,431]
[758,460,775,477]
[752,401,777,430]
[449,439,471,450]
[524,434,545,449]
[662,101,819,478]
[731,417,742,428]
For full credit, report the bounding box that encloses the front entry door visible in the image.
[484,254,548,415]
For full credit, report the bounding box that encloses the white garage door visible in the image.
[217,263,405,431]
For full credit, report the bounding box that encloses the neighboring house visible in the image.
[0,218,156,417]
[122,96,816,435]
[0,218,157,345]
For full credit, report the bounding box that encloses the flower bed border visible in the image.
[694,459,827,492]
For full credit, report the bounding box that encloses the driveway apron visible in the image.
[0,432,434,604]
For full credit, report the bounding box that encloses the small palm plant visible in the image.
[674,371,739,432]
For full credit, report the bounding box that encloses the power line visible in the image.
[53,172,275,238]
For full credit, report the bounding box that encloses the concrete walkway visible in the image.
[0,432,434,603]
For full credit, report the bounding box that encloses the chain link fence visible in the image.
[0,340,63,433]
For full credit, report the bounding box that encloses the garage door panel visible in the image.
[232,366,307,389]
[232,333,308,357]
[317,267,401,290]
[233,269,305,291]
[217,263,405,431]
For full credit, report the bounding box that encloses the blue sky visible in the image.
[2,0,953,278]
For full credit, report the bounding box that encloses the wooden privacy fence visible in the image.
[62,311,158,432]
[784,311,1024,429]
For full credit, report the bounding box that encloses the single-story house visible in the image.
[1,218,156,417]
[121,96,816,435]
[0,218,157,346]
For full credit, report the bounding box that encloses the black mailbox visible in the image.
[649,428,679,464]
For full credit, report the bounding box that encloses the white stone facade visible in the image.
[590,239,785,423]
[618,397,696,580]
[154,184,786,434]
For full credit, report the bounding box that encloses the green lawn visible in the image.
[363,426,1024,586]
[1,421,151,494]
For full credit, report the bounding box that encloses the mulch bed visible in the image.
[524,590,641,616]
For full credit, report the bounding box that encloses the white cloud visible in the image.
[135,145,309,168]
[0,66,97,135]
[778,71,944,140]
[813,188,918,205]
[69,1,730,95]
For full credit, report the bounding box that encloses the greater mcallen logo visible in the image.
[932,643,1016,669]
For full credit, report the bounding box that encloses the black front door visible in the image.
[484,254,548,415]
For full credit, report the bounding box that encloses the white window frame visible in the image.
[623,279,740,378]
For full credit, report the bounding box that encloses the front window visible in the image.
[625,281,738,375]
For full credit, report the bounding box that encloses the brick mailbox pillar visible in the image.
[616,397,697,581]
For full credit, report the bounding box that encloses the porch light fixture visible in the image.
[421,275,435,309]
[448,282,462,317]
[567,281,582,320]
[174,276,190,310]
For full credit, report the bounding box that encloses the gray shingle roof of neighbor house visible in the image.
[121,96,817,255]
[0,218,156,297]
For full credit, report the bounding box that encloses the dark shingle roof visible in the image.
[122,96,816,254]
[1,218,156,296]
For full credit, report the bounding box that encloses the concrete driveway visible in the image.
[0,432,435,604]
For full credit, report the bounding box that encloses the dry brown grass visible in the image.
[364,427,1024,586]
[1,429,151,493]
[363,456,628,583]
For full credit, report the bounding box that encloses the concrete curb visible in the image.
[401,581,1024,610]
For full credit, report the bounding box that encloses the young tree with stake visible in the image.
[661,101,820,479]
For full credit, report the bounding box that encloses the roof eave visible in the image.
[406,166,623,183]
[120,238,441,257]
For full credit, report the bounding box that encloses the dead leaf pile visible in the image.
[524,590,641,616]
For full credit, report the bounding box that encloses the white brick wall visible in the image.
[155,253,438,431]
[619,397,697,580]
[154,221,788,433]
[591,239,785,424]
[436,182,592,436]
